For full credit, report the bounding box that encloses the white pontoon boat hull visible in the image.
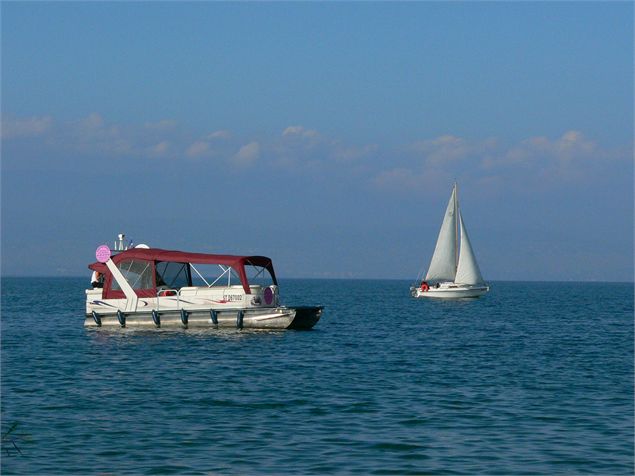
[85,306,322,330]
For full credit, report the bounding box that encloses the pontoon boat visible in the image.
[86,238,323,330]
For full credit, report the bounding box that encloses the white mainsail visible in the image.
[425,185,458,282]
[454,212,485,285]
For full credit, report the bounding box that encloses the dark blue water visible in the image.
[2,278,633,475]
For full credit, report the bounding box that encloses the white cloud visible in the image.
[485,130,598,173]
[271,126,326,168]
[5,113,625,195]
[148,141,171,158]
[554,130,596,160]
[374,130,620,193]
[282,125,319,138]
[78,112,104,129]
[69,113,139,156]
[207,130,232,140]
[232,142,260,167]
[411,134,474,166]
[4,113,227,161]
[1,116,53,139]
[186,141,211,158]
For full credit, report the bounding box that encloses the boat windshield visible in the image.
[112,259,154,291]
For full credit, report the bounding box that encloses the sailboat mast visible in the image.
[454,182,459,272]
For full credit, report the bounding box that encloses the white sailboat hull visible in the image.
[412,283,489,299]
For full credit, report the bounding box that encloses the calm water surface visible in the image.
[2,278,633,474]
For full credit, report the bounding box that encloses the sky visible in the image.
[1,2,633,282]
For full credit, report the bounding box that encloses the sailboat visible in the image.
[411,183,489,299]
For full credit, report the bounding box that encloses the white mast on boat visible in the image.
[454,182,459,273]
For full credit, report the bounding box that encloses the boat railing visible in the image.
[155,289,180,311]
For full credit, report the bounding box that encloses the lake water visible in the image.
[1,278,633,474]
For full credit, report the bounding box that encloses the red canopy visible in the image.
[88,248,277,294]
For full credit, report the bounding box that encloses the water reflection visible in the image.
[85,326,286,344]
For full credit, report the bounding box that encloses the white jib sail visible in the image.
[455,211,485,285]
[425,186,458,282]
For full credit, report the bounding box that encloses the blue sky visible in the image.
[2,2,633,281]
